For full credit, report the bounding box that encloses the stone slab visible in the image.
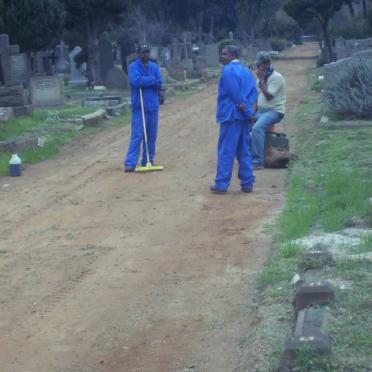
[0,94,26,107]
[293,281,335,314]
[105,102,131,116]
[12,105,33,117]
[81,109,106,127]
[0,107,14,122]
[0,136,38,152]
[0,86,23,97]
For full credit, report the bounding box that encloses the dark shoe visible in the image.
[124,166,135,172]
[241,186,253,193]
[253,164,264,170]
[210,185,227,194]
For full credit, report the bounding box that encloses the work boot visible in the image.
[241,186,253,193]
[210,185,227,194]
[124,166,135,172]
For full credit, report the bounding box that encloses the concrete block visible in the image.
[283,307,331,365]
[300,250,335,270]
[81,109,106,127]
[293,281,335,313]
[105,102,130,116]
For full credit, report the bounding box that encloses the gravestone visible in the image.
[69,47,87,86]
[160,47,171,67]
[105,67,129,89]
[98,38,114,83]
[205,44,219,67]
[55,41,70,73]
[159,67,168,82]
[126,52,138,75]
[10,53,31,85]
[0,34,30,113]
[29,75,64,106]
[168,61,186,81]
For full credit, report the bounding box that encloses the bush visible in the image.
[324,55,372,118]
[218,38,239,53]
[270,36,286,52]
[340,18,371,39]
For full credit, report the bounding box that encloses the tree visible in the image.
[284,0,347,63]
[0,0,65,52]
[64,0,129,82]
[237,0,283,41]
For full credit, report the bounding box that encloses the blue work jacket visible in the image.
[129,59,162,112]
[216,61,257,124]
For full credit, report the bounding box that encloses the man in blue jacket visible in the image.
[211,45,257,193]
[124,44,162,172]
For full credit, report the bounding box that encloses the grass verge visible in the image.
[0,103,130,176]
[251,65,372,371]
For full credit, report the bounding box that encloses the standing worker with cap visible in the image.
[210,45,257,194]
[124,44,163,172]
[252,51,286,169]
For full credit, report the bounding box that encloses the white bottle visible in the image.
[9,154,22,176]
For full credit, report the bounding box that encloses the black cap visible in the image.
[137,43,151,53]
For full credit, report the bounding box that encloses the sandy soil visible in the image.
[0,43,318,372]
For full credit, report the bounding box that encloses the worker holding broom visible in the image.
[124,44,163,173]
[210,45,257,194]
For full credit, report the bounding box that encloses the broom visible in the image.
[135,87,164,173]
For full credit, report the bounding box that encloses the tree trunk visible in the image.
[321,20,333,63]
[209,13,214,40]
[85,18,99,83]
[362,0,367,18]
[197,12,203,43]
[347,2,355,17]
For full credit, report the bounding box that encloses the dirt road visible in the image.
[0,44,317,372]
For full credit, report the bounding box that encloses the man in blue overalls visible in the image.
[124,44,162,172]
[211,45,257,194]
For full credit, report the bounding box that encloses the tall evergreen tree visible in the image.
[0,0,65,52]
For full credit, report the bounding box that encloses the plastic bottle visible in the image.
[9,154,22,177]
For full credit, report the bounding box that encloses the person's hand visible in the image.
[237,103,247,112]
[256,69,265,81]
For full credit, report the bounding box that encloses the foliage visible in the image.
[218,38,239,53]
[0,0,65,52]
[336,17,371,39]
[284,0,348,62]
[269,36,286,51]
[325,56,372,118]
[271,10,302,43]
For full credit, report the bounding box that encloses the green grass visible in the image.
[254,64,372,371]
[0,104,130,176]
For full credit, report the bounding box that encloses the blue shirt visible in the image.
[216,61,257,124]
[129,59,162,112]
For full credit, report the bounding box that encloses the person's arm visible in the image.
[258,71,282,101]
[129,64,157,88]
[154,65,162,88]
[222,68,246,111]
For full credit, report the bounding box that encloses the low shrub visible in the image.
[324,55,372,118]
[270,36,286,52]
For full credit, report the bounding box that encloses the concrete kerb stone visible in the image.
[105,101,131,117]
[293,281,335,314]
[281,307,332,369]
[81,109,107,127]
